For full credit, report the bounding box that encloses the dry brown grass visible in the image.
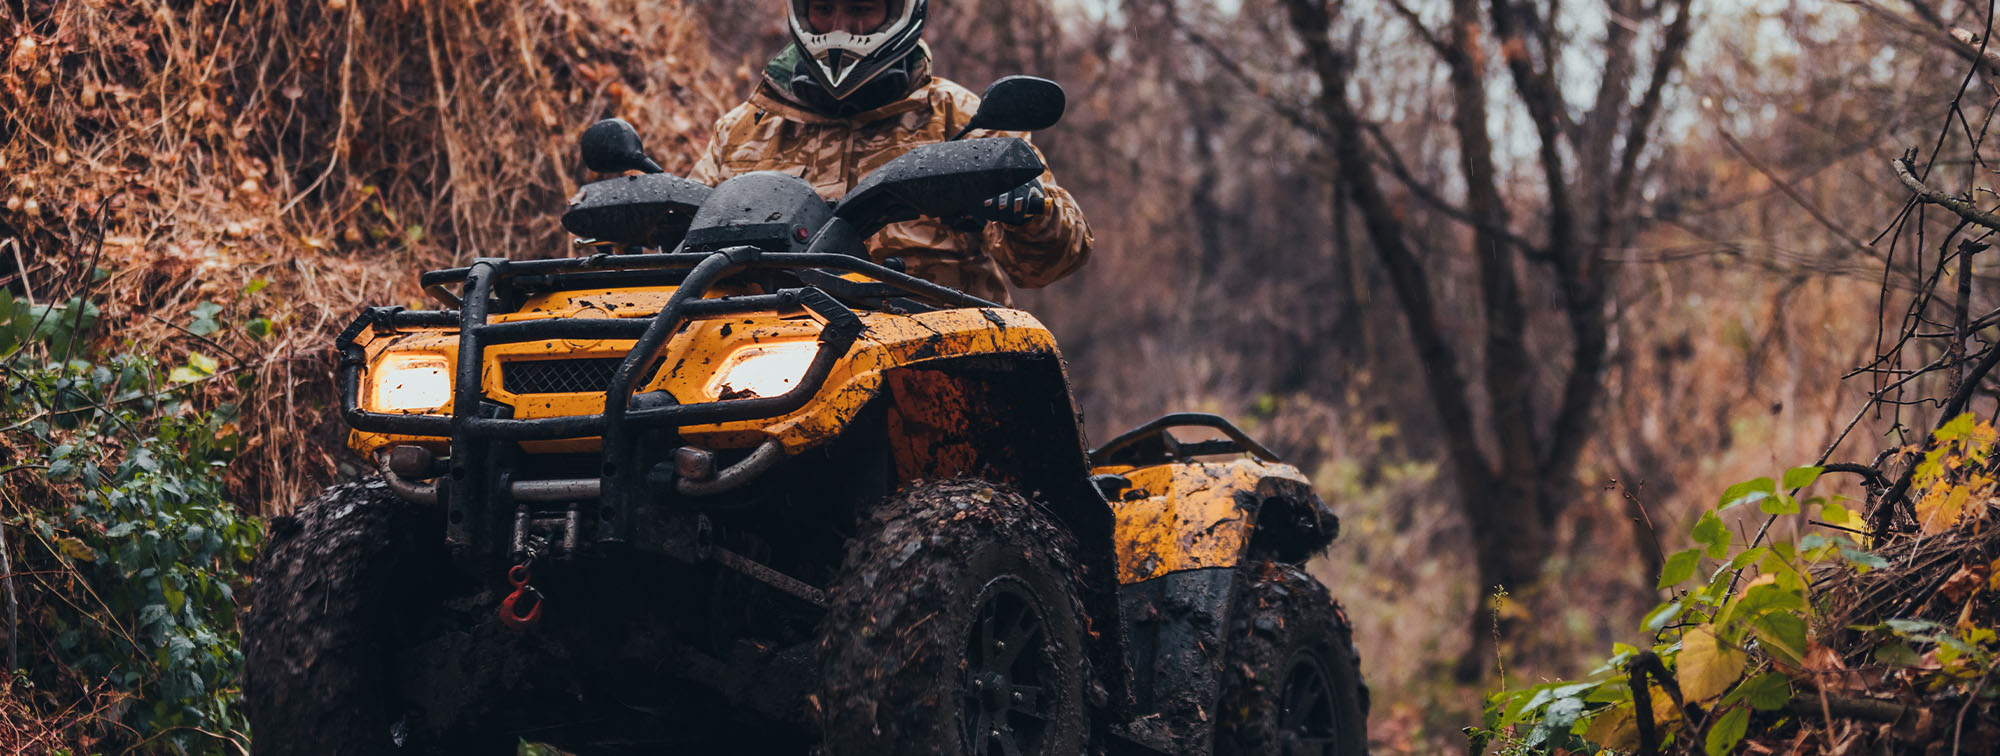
[3,0,738,513]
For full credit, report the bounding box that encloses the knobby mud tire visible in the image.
[818,479,1092,756]
[244,479,495,756]
[1213,561,1370,756]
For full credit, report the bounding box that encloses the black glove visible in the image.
[967,179,1047,226]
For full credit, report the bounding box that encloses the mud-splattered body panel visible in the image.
[1100,458,1314,584]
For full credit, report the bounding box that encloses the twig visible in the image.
[2,239,37,303]
[0,507,15,672]
[1893,155,2000,231]
[141,312,248,366]
[57,198,112,370]
[1359,122,1542,257]
[1717,128,1873,256]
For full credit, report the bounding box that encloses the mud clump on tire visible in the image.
[819,479,1092,756]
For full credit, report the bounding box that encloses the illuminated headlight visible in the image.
[367,352,452,412]
[705,341,819,399]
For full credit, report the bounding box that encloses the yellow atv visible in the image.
[244,77,1367,756]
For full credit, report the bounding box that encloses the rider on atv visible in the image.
[690,0,1092,305]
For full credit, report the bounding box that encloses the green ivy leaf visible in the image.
[1876,642,1920,667]
[1886,618,1943,636]
[1719,477,1776,509]
[1527,697,1586,747]
[1750,611,1808,668]
[187,302,224,337]
[1739,582,1806,614]
[1704,706,1750,756]
[1760,493,1800,516]
[1692,511,1732,558]
[1840,548,1889,572]
[1644,600,1685,633]
[1727,546,1769,571]
[1723,671,1792,711]
[1660,548,1702,589]
[1782,465,1825,490]
[242,278,270,296]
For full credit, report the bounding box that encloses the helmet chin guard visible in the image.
[787,0,927,101]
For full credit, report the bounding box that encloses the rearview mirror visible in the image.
[950,76,1066,140]
[580,118,665,174]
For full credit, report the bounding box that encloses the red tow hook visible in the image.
[500,564,544,630]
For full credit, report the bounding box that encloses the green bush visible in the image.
[2,290,259,754]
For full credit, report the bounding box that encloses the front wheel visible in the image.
[1214,561,1370,756]
[818,479,1091,756]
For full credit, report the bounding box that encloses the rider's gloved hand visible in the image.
[967,179,1046,226]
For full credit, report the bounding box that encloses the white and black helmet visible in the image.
[786,0,927,101]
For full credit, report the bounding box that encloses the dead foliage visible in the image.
[1,0,736,513]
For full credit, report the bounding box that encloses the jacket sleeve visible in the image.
[689,106,750,186]
[981,134,1093,289]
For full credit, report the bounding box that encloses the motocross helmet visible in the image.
[786,0,927,103]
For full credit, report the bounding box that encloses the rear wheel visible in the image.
[819,479,1091,756]
[1214,561,1369,756]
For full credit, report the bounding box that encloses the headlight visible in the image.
[705,341,819,399]
[367,352,452,412]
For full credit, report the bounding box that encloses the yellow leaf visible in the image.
[1649,682,1682,727]
[1821,502,1869,546]
[1916,480,1973,534]
[1677,625,1745,702]
[55,536,96,562]
[1584,703,1640,751]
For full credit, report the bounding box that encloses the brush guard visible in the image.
[337,246,997,561]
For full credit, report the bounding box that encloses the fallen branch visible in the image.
[1891,155,2000,232]
[1781,694,1920,725]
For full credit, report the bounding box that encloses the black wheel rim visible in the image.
[1277,650,1340,756]
[960,576,1056,756]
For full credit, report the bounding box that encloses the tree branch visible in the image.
[1382,0,1452,56]
[1359,122,1541,256]
[1158,2,1322,135]
[1716,127,1874,255]
[1892,155,2000,231]
[1277,0,1494,501]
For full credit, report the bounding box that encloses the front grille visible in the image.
[501,358,624,394]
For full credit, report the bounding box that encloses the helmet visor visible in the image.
[791,0,905,35]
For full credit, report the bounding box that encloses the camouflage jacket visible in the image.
[690,61,1092,305]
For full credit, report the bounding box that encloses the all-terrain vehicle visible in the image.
[245,77,1367,756]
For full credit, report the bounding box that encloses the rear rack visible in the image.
[336,246,1004,550]
[1088,412,1282,468]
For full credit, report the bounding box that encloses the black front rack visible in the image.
[335,246,1004,551]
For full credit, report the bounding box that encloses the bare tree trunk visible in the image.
[1276,0,1696,678]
